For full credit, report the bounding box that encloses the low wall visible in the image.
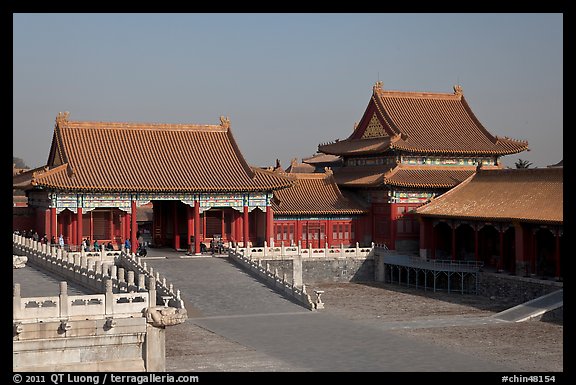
[251,257,374,285]
[478,273,563,305]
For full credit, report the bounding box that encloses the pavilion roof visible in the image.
[333,164,481,189]
[23,113,293,193]
[319,83,528,157]
[272,170,367,215]
[415,167,563,225]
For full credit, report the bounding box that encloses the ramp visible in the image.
[492,289,563,322]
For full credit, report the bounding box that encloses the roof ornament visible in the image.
[56,111,70,125]
[353,122,358,130]
[324,167,333,175]
[373,81,383,92]
[219,115,230,129]
[453,84,463,95]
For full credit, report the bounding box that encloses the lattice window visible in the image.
[362,113,385,138]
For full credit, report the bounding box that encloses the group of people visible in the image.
[16,229,65,249]
[81,237,115,252]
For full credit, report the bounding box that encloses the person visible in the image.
[33,231,39,242]
[210,239,214,255]
[106,241,114,251]
[93,239,100,252]
[51,235,57,245]
[124,238,131,253]
[58,234,64,249]
[41,234,48,244]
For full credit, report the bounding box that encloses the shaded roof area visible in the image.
[272,171,367,215]
[285,158,316,173]
[20,113,293,193]
[333,164,480,189]
[415,168,563,225]
[319,83,528,156]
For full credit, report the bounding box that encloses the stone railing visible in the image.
[116,253,185,309]
[228,249,323,310]
[232,241,375,259]
[12,233,185,310]
[13,281,149,322]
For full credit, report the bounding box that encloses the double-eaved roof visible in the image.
[333,164,481,189]
[415,167,563,225]
[319,82,528,157]
[19,112,293,193]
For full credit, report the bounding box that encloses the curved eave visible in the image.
[417,213,562,226]
[384,180,460,189]
[390,142,528,155]
[31,182,288,193]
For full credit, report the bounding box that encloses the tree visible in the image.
[515,158,533,169]
[13,156,28,169]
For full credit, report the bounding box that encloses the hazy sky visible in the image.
[13,13,563,169]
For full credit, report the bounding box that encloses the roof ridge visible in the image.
[66,120,227,132]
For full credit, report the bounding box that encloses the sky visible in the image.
[13,13,563,170]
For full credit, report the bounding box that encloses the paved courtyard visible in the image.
[143,249,535,372]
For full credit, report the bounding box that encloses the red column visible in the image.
[231,210,237,242]
[221,210,226,241]
[194,200,200,254]
[50,207,57,241]
[326,219,332,248]
[131,200,137,253]
[77,208,83,246]
[243,206,249,247]
[451,224,456,261]
[555,231,561,279]
[173,201,180,250]
[89,211,94,242]
[66,211,74,245]
[71,212,76,247]
[187,205,193,251]
[390,203,396,250]
[266,206,273,246]
[110,210,115,244]
[125,213,130,242]
[296,219,302,247]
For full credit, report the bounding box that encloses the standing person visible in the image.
[124,238,131,253]
[51,235,57,246]
[33,231,39,242]
[58,234,64,249]
[93,239,100,252]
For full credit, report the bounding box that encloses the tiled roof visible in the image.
[319,137,393,156]
[416,168,563,224]
[301,153,342,165]
[285,159,316,173]
[28,113,293,193]
[319,84,528,156]
[333,164,477,188]
[272,171,367,215]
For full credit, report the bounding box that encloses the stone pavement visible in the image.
[143,248,514,372]
[13,263,89,297]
